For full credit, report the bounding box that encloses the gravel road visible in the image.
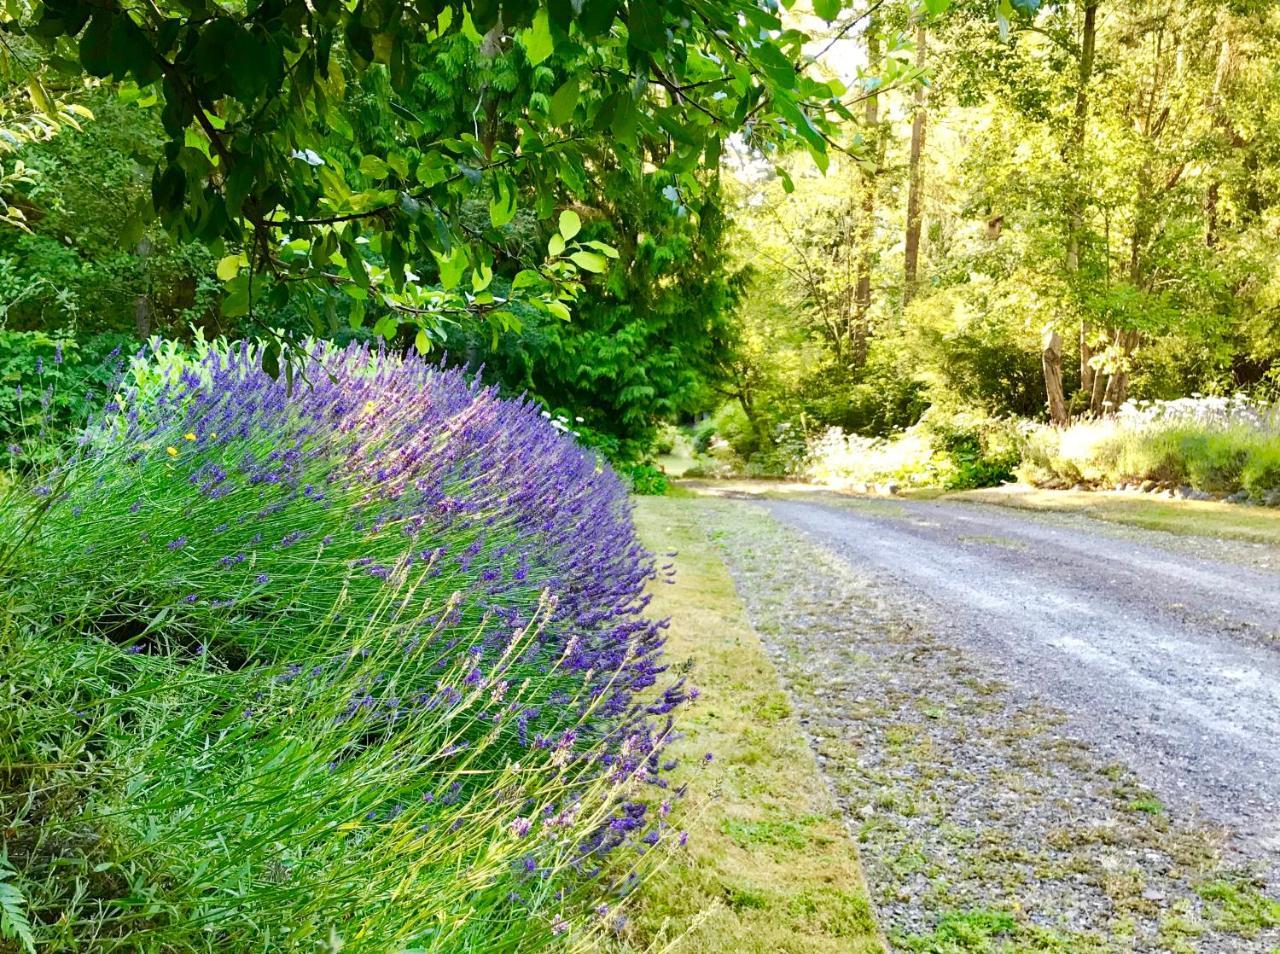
[761,495,1280,858]
[694,489,1280,950]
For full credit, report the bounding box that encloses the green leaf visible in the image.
[512,268,542,289]
[386,153,409,178]
[415,329,431,354]
[489,175,517,227]
[754,43,798,90]
[570,250,607,272]
[435,247,466,290]
[627,2,663,53]
[548,233,566,257]
[813,0,841,21]
[577,0,619,36]
[0,869,36,954]
[923,0,950,13]
[261,341,281,378]
[347,298,366,329]
[559,209,582,240]
[345,242,369,290]
[215,254,242,281]
[521,8,555,66]
[359,155,389,178]
[549,80,579,125]
[221,274,250,317]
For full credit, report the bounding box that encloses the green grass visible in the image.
[899,909,1016,952]
[953,485,1280,546]
[626,496,884,954]
[898,907,1112,954]
[1196,878,1280,936]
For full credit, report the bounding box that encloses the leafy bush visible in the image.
[1242,444,1280,498]
[624,463,670,496]
[806,409,1021,491]
[691,417,716,454]
[0,330,135,471]
[708,402,760,459]
[1020,397,1280,499]
[927,414,1021,490]
[1185,431,1252,493]
[0,339,690,951]
[652,423,678,456]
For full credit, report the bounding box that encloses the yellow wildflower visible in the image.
[184,432,197,441]
[166,446,178,457]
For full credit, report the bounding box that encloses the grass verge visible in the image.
[626,496,883,954]
[951,485,1280,546]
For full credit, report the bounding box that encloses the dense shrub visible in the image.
[652,423,678,456]
[623,463,670,496]
[0,339,689,951]
[806,409,1021,491]
[691,417,716,455]
[1019,397,1280,500]
[707,402,760,459]
[0,330,136,471]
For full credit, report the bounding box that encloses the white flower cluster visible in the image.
[1113,395,1279,434]
[540,409,584,438]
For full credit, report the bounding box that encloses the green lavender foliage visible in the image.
[0,340,687,952]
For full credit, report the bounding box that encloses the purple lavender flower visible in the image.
[32,338,690,909]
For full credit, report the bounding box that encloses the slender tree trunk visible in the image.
[133,237,153,338]
[1046,0,1099,424]
[903,21,928,305]
[1089,350,1108,413]
[1102,330,1138,409]
[1080,327,1094,399]
[851,14,881,370]
[1205,182,1219,247]
[1204,36,1232,248]
[1042,329,1069,424]
[478,18,504,159]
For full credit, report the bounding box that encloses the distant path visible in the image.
[760,493,1280,856]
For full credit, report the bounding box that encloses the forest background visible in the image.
[2,0,1279,494]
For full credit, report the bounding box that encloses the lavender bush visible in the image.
[0,339,690,952]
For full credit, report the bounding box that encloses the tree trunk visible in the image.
[1042,328,1068,425]
[902,21,927,305]
[1102,330,1137,410]
[1051,0,1098,423]
[1088,338,1109,414]
[1205,181,1219,247]
[851,14,881,370]
[478,18,504,159]
[134,236,153,338]
[1080,328,1094,399]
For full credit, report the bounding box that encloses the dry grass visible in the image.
[952,484,1280,546]
[625,496,883,954]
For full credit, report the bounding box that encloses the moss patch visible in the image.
[623,495,884,953]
